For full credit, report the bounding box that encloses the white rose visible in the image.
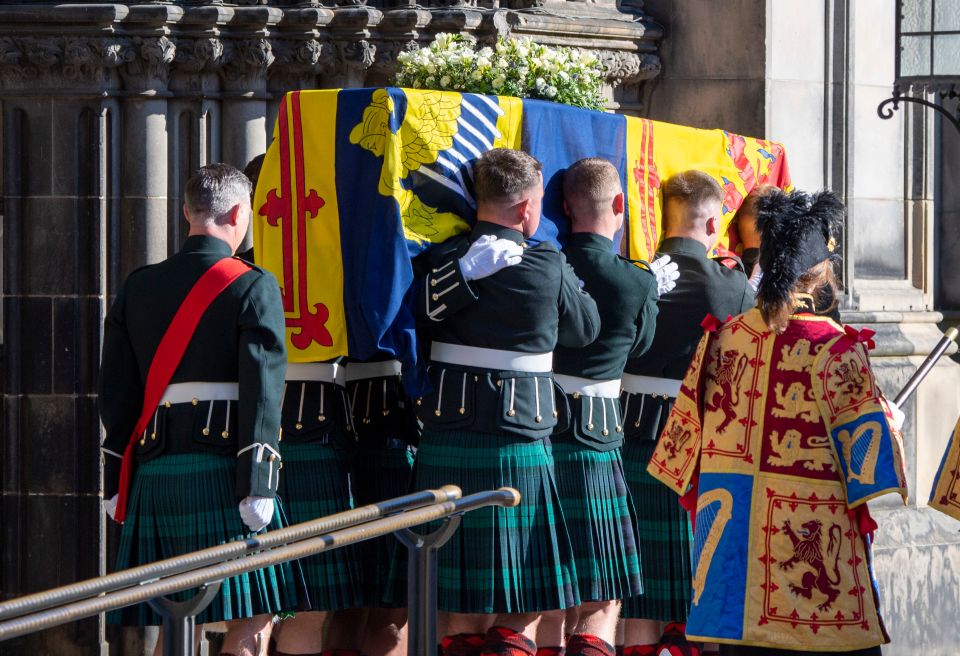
[426,62,437,74]
[545,86,558,98]
[413,79,423,88]
[476,56,491,68]
[472,70,483,80]
[440,75,451,87]
[535,77,546,89]
[425,76,435,87]
[516,45,528,58]
[479,47,494,58]
[492,75,505,89]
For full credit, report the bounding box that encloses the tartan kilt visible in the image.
[550,439,643,603]
[621,438,693,621]
[278,442,364,611]
[110,453,301,626]
[351,442,416,608]
[395,429,579,614]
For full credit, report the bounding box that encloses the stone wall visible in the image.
[0,2,662,654]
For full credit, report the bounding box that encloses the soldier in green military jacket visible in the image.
[619,170,755,656]
[542,158,679,656]
[412,148,600,656]
[98,164,298,656]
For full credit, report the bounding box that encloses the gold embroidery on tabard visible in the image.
[836,420,883,485]
[772,382,820,423]
[777,339,815,373]
[767,430,834,472]
[704,349,749,434]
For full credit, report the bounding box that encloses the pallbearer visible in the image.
[619,171,755,656]
[413,148,600,656]
[648,189,906,655]
[99,164,298,656]
[545,158,677,656]
[342,355,418,656]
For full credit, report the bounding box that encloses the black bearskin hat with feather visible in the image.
[755,188,844,309]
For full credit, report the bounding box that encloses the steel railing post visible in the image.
[147,582,221,656]
[396,515,462,656]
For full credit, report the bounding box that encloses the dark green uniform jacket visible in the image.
[553,232,660,450]
[416,222,601,440]
[622,236,754,441]
[99,235,287,499]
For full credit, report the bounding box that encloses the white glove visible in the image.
[886,398,906,431]
[104,494,119,522]
[458,234,524,281]
[649,255,680,295]
[239,496,275,533]
[748,263,763,292]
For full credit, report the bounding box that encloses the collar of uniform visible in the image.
[566,232,614,251]
[658,236,708,258]
[181,235,234,256]
[792,293,817,315]
[471,221,525,246]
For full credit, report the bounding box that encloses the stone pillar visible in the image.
[220,7,280,251]
[117,7,180,270]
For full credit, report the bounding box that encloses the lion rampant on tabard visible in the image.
[705,349,749,433]
[779,518,843,611]
[661,422,693,459]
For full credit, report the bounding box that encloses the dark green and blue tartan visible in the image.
[278,442,364,611]
[351,442,415,608]
[110,453,301,626]
[550,439,643,603]
[400,429,579,614]
[620,439,693,621]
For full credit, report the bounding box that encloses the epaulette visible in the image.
[711,254,746,274]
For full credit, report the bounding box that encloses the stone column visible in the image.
[221,7,280,251]
[117,7,181,270]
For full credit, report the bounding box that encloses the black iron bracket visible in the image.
[878,87,960,136]
[148,582,222,656]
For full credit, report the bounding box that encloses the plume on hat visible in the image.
[755,189,844,309]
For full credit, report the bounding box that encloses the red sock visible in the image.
[537,648,565,656]
[441,633,487,656]
[656,625,700,656]
[480,626,537,656]
[567,634,614,656]
[621,646,657,656]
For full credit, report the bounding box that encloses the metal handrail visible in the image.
[0,487,521,648]
[0,485,462,621]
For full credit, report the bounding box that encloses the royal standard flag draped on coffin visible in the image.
[253,87,792,367]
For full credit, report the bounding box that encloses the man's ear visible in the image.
[517,197,532,223]
[226,203,242,227]
[183,203,192,224]
[706,214,719,236]
[612,192,625,215]
[562,198,572,218]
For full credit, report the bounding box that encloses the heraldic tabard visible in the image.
[648,308,908,652]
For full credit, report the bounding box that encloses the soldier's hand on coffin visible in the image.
[103,494,119,522]
[650,254,680,295]
[885,398,906,431]
[748,263,763,292]
[458,234,524,281]
[239,496,275,532]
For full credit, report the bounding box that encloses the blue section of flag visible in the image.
[830,412,902,505]
[334,87,424,390]
[520,99,627,249]
[688,473,751,641]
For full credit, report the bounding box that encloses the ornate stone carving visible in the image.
[119,35,177,92]
[174,37,224,75]
[370,38,418,77]
[337,38,376,72]
[597,50,661,86]
[222,37,274,88]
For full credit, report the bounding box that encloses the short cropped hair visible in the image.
[563,158,622,220]
[185,163,252,222]
[473,148,543,205]
[736,183,778,219]
[661,170,723,229]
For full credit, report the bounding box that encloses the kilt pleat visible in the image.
[111,453,300,626]
[395,429,579,614]
[278,442,364,611]
[351,443,416,607]
[551,440,643,602]
[621,439,693,621]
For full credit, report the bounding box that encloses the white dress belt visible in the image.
[554,374,622,398]
[621,374,682,398]
[431,341,553,373]
[161,382,239,405]
[286,362,339,383]
[341,359,402,382]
